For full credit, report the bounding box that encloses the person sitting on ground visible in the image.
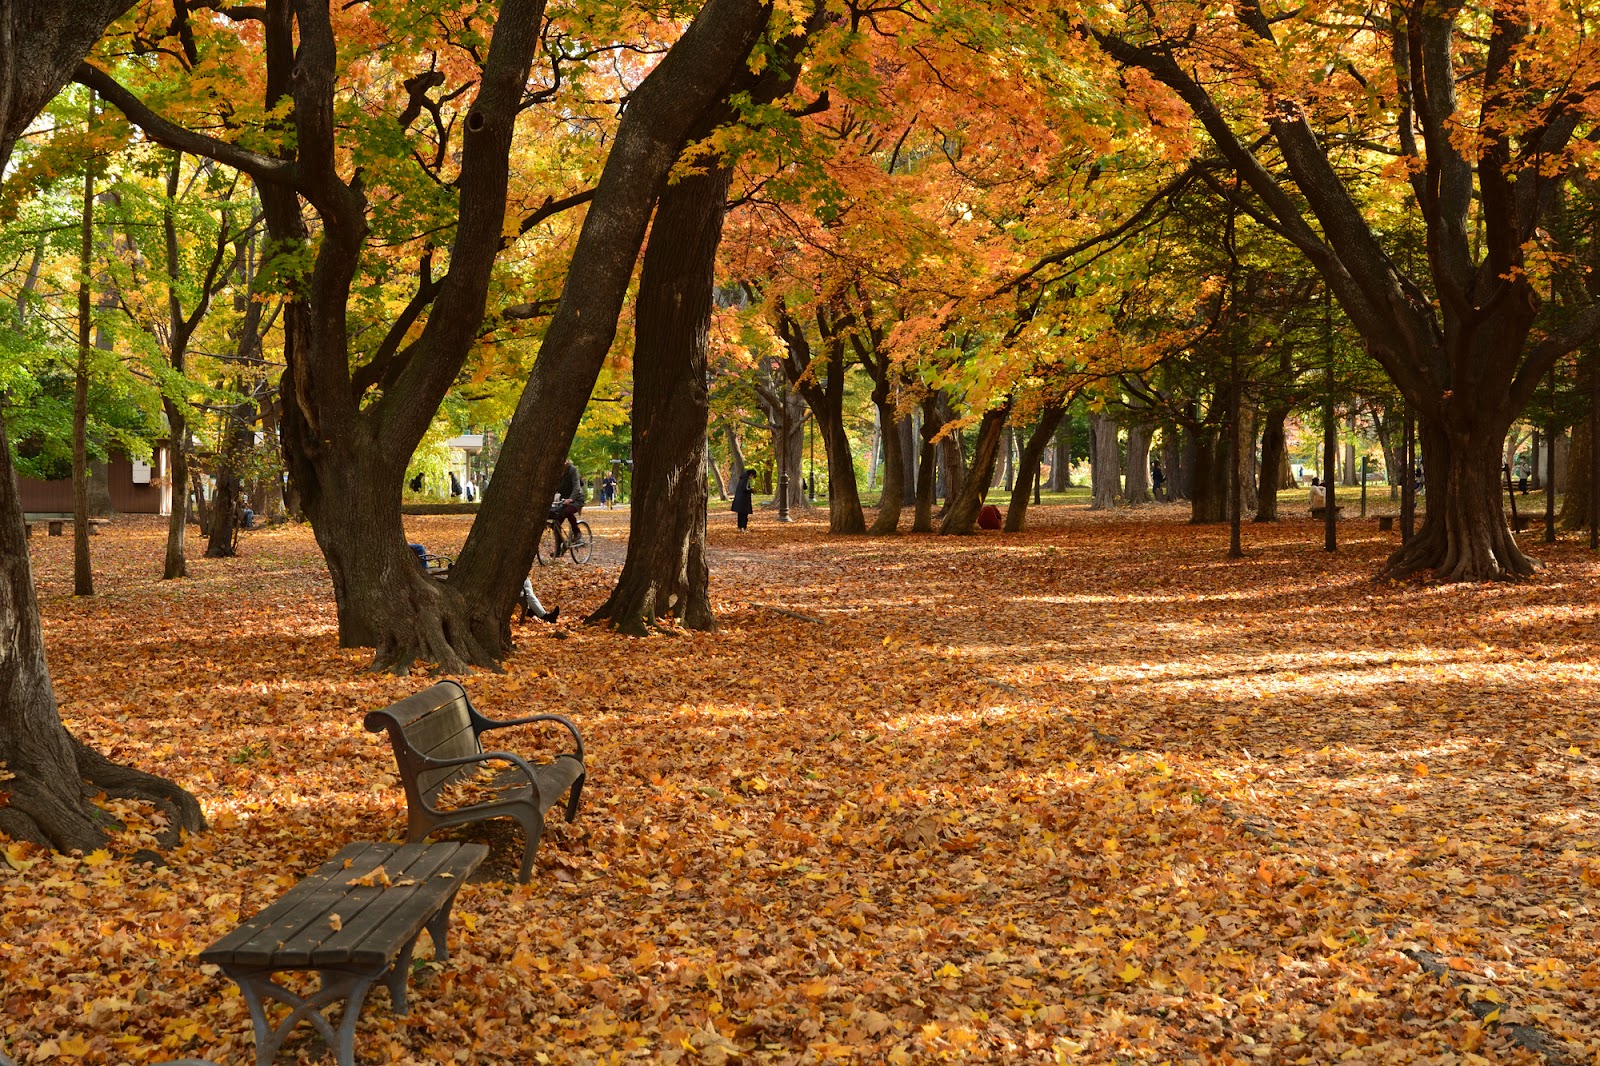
[550,458,586,555]
[518,578,560,623]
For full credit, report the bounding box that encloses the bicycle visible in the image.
[535,513,592,565]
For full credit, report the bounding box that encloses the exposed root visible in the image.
[76,738,206,848]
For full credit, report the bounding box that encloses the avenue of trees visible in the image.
[4,0,1600,852]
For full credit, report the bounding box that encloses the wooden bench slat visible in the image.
[201,843,390,967]
[271,843,445,967]
[311,844,474,967]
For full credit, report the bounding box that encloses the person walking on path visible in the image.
[731,469,756,531]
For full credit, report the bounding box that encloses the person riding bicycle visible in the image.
[549,459,586,556]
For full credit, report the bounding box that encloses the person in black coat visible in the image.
[731,469,756,530]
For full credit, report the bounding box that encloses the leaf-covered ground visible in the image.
[4,505,1600,1065]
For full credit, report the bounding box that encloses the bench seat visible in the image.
[199,840,485,1066]
[364,681,585,883]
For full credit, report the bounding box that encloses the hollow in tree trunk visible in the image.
[588,165,730,634]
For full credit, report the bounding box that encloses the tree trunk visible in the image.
[999,422,1015,491]
[0,0,205,854]
[911,397,940,532]
[1089,412,1120,509]
[1238,406,1260,513]
[898,414,918,506]
[1161,429,1185,502]
[1383,421,1533,580]
[163,399,189,577]
[1255,408,1289,522]
[589,165,730,634]
[940,401,1014,534]
[868,398,905,534]
[87,462,113,517]
[1560,417,1590,531]
[1050,417,1072,490]
[1124,421,1153,503]
[1188,431,1227,524]
[1005,407,1065,532]
[74,150,95,597]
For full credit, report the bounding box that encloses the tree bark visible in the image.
[940,400,1015,534]
[772,298,865,533]
[1255,408,1289,521]
[1050,417,1072,490]
[1384,420,1533,580]
[911,396,940,532]
[0,0,205,855]
[1560,415,1591,531]
[589,164,731,634]
[1188,430,1227,524]
[1089,412,1120,509]
[74,150,95,597]
[868,403,905,534]
[1124,421,1153,503]
[1005,406,1066,531]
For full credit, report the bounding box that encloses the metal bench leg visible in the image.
[565,771,585,823]
[423,886,466,966]
[516,812,545,884]
[225,968,379,1066]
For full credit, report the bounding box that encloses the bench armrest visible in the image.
[476,712,585,762]
[416,750,540,789]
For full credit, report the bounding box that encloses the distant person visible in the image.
[449,471,462,498]
[409,472,424,493]
[731,469,755,530]
[601,472,617,508]
[1150,461,1166,500]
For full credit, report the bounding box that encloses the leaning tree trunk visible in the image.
[809,382,865,533]
[1382,420,1533,580]
[588,165,730,634]
[1005,406,1066,532]
[940,401,1014,534]
[1255,407,1289,522]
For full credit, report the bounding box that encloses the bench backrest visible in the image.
[363,681,483,807]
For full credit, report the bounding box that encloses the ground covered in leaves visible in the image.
[4,505,1600,1065]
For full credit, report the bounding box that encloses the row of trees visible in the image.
[5,1,1600,854]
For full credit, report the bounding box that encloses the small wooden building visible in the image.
[16,449,171,515]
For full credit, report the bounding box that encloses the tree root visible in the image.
[75,738,206,847]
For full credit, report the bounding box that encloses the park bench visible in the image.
[363,681,586,883]
[198,840,485,1066]
[25,518,108,538]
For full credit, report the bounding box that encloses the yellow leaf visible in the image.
[329,913,343,931]
[1412,763,1428,776]
[1390,804,1407,815]
[58,1036,92,1057]
[1484,1007,1501,1023]
[1116,962,1143,983]
[936,962,960,978]
[1186,927,1206,947]
[82,849,111,867]
[3,841,40,872]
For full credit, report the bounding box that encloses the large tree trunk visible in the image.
[1383,420,1533,580]
[1088,412,1120,509]
[898,414,918,506]
[1050,417,1072,490]
[1005,406,1065,532]
[0,0,205,854]
[1188,431,1227,524]
[589,165,730,634]
[1124,421,1153,503]
[940,401,1014,534]
[1255,407,1289,522]
[773,299,865,533]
